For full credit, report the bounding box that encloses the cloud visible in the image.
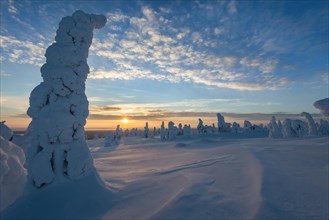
[87,98,281,120]
[0,35,46,66]
[89,106,122,112]
[87,5,292,91]
[214,27,223,36]
[228,0,237,14]
[7,0,18,14]
[106,11,129,23]
[240,57,278,74]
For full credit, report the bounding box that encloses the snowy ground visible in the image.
[2,135,328,220]
[92,135,328,220]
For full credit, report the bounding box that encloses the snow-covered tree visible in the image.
[177,123,183,136]
[124,129,129,137]
[301,112,318,136]
[217,113,231,133]
[93,133,99,140]
[244,120,253,130]
[115,125,122,140]
[313,98,329,117]
[318,119,329,135]
[160,121,166,141]
[26,11,106,188]
[282,119,295,138]
[183,124,191,137]
[151,127,156,137]
[291,120,307,137]
[268,116,283,138]
[217,113,225,132]
[231,122,240,133]
[277,120,283,131]
[197,118,204,134]
[167,121,177,140]
[143,122,149,138]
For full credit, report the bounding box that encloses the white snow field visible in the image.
[2,135,328,220]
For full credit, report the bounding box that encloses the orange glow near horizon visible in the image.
[2,115,271,131]
[5,113,312,132]
[121,118,129,124]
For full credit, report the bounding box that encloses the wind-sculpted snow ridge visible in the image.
[26,10,106,188]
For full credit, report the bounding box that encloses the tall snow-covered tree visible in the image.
[160,121,166,141]
[143,122,149,138]
[197,118,204,134]
[26,11,106,188]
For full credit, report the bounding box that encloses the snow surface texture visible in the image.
[314,98,329,117]
[0,136,27,211]
[26,10,106,188]
[3,135,327,219]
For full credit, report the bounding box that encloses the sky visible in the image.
[0,0,328,130]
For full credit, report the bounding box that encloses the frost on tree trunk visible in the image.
[26,10,106,188]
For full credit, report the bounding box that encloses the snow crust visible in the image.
[25,10,106,188]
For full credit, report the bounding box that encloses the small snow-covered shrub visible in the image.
[104,132,119,147]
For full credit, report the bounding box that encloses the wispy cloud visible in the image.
[228,0,237,14]
[0,35,46,66]
[88,6,291,91]
[7,0,18,14]
[87,98,280,120]
[240,57,278,74]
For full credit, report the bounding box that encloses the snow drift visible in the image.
[0,136,27,211]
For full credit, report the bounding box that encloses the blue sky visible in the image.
[0,0,328,129]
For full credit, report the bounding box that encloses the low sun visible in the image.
[121,118,129,124]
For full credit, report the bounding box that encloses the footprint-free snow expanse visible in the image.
[91,136,328,220]
[2,135,328,220]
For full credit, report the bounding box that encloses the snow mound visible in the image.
[0,136,27,211]
[1,172,112,220]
